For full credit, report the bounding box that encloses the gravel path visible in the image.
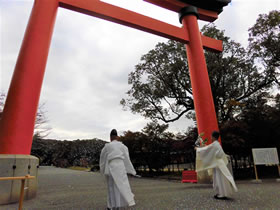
[1,166,280,210]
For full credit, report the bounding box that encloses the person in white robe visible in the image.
[100,129,137,209]
[195,131,238,199]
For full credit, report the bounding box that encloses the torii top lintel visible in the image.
[58,0,223,52]
[144,0,231,22]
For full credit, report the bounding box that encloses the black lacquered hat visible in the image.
[110,129,118,137]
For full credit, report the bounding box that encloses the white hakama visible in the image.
[100,140,136,208]
[213,167,233,197]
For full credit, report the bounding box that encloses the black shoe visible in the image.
[214,194,228,200]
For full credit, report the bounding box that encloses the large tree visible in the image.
[120,40,192,123]
[121,23,277,124]
[248,10,280,86]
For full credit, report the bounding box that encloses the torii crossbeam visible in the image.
[0,0,230,154]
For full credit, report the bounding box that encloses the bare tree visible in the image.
[34,102,52,138]
[0,92,51,138]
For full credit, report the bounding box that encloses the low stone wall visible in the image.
[0,155,39,205]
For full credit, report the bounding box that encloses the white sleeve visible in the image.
[99,146,107,175]
[215,143,225,159]
[123,146,136,175]
[196,143,217,171]
[196,143,213,153]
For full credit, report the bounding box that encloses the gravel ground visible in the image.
[1,166,280,210]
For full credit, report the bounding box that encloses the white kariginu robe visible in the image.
[196,141,238,197]
[99,140,136,208]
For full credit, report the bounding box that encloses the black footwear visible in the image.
[214,194,228,200]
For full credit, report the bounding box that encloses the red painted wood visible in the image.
[182,14,220,144]
[0,0,59,154]
[0,0,222,155]
[59,0,222,52]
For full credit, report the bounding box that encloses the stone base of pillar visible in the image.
[197,170,212,183]
[0,155,39,205]
[196,156,212,184]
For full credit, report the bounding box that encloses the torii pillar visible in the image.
[0,0,58,155]
[144,0,230,143]
[180,6,219,183]
[180,6,219,143]
[0,0,58,205]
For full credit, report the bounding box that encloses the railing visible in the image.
[0,175,35,210]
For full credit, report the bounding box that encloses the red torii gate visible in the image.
[0,0,229,154]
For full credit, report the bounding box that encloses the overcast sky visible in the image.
[0,0,279,141]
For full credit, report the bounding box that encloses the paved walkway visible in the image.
[1,166,280,210]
